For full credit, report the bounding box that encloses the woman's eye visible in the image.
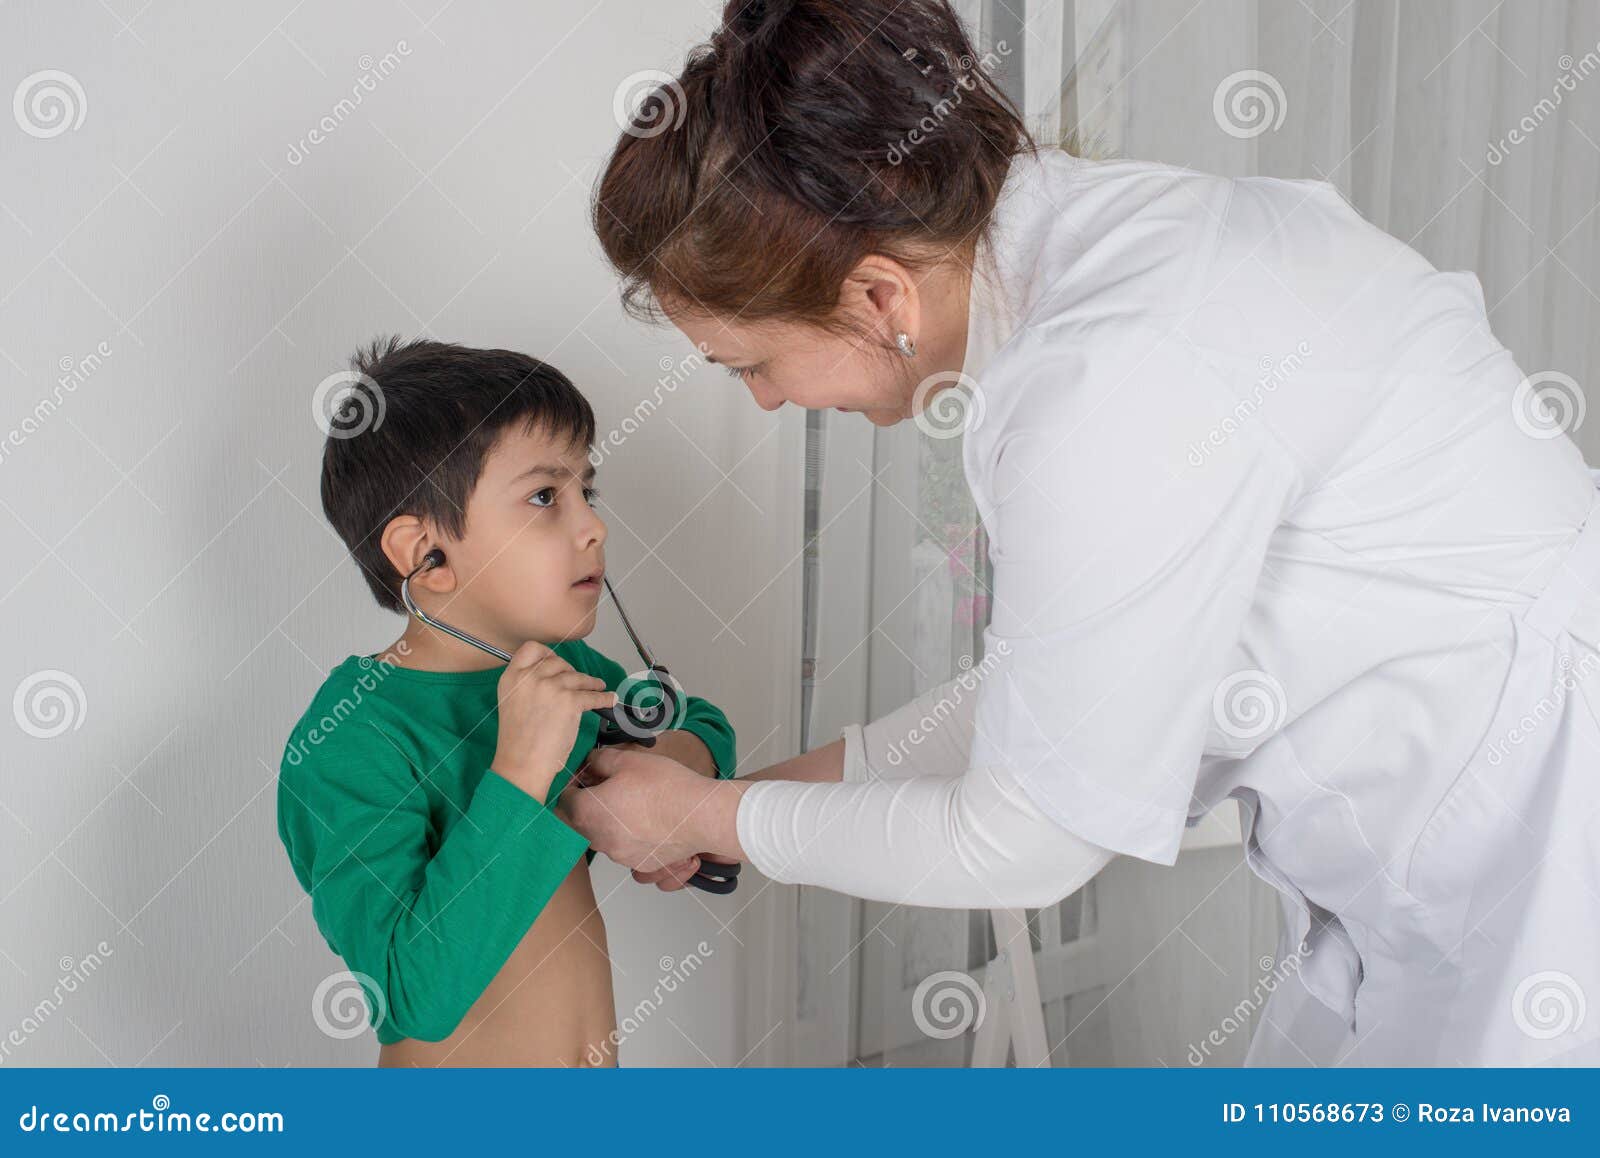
[724,363,758,382]
[528,487,557,508]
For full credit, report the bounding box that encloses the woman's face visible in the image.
[662,252,972,426]
[667,308,917,427]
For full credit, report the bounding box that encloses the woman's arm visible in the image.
[565,749,1113,910]
[566,671,1101,908]
[735,759,1116,909]
[623,697,959,890]
[741,672,980,785]
[740,737,844,783]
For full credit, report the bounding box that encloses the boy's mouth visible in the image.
[572,569,603,591]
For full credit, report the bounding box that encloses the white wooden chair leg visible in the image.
[969,909,1051,1067]
[993,908,1050,1067]
[969,964,1010,1067]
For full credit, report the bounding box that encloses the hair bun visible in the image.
[594,0,1033,326]
[721,0,797,40]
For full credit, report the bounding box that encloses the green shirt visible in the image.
[275,642,736,1044]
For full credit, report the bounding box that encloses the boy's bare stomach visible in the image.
[379,858,616,1067]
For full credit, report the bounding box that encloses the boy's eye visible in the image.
[527,485,600,509]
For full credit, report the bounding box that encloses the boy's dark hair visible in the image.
[319,336,596,614]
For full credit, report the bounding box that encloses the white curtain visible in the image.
[772,0,1600,1067]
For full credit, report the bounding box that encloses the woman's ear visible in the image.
[380,515,455,593]
[842,254,922,349]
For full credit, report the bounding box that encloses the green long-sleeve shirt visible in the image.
[275,642,736,1044]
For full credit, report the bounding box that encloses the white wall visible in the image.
[0,1,801,1066]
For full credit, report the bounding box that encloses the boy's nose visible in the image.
[579,507,607,547]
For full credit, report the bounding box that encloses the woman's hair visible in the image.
[592,0,1033,329]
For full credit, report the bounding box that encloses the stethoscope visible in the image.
[400,549,741,895]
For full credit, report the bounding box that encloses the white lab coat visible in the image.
[736,148,1600,1065]
[953,149,1600,1065]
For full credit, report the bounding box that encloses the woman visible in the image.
[563,0,1600,1066]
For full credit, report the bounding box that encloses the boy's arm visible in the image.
[636,729,718,778]
[276,723,587,1044]
[669,692,736,779]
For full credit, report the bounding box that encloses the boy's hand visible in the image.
[490,641,617,803]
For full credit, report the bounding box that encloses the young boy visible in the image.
[276,336,737,1066]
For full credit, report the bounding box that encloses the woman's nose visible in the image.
[746,378,785,412]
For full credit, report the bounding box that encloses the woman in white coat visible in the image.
[565,0,1600,1066]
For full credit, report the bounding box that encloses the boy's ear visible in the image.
[380,515,456,592]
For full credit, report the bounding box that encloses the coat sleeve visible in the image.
[738,749,1116,909]
[839,675,979,782]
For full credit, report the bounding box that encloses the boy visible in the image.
[276,337,737,1066]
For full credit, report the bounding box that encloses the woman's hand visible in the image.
[558,747,746,872]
